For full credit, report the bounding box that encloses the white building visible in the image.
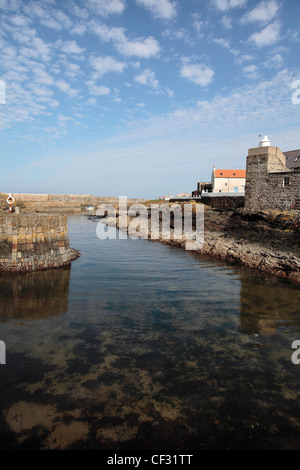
[211,167,246,193]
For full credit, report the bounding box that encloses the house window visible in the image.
[283,177,290,187]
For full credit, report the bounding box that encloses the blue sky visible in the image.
[1,0,300,198]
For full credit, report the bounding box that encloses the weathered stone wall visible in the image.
[6,193,50,202]
[0,214,79,272]
[200,195,244,210]
[245,146,300,211]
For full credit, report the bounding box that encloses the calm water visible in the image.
[0,214,300,450]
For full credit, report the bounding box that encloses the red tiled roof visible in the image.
[214,169,246,178]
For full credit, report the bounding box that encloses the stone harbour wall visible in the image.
[0,214,79,273]
[200,195,244,210]
[5,193,145,204]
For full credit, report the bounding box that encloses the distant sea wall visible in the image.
[0,214,79,273]
[5,193,144,205]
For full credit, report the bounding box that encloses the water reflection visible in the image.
[0,216,300,450]
[0,268,70,320]
[240,271,300,335]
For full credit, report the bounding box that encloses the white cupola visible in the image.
[259,135,271,147]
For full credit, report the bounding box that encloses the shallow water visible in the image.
[0,214,300,450]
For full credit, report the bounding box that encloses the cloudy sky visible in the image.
[1,0,300,198]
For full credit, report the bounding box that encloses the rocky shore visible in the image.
[100,203,300,285]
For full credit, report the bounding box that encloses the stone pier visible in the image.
[0,213,79,273]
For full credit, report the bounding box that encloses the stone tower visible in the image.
[244,139,299,211]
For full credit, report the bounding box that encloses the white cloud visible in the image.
[57,114,74,125]
[24,2,73,30]
[211,0,247,12]
[165,87,174,98]
[41,17,61,29]
[64,62,81,78]
[53,9,73,29]
[72,5,89,19]
[243,64,259,79]
[163,27,193,45]
[32,37,52,61]
[236,54,255,64]
[72,23,87,35]
[33,86,53,97]
[86,81,110,96]
[213,38,238,56]
[25,2,46,18]
[111,87,122,103]
[180,63,214,86]
[86,0,126,16]
[58,40,85,54]
[55,79,78,97]
[241,0,280,24]
[117,70,299,148]
[221,15,232,29]
[90,22,161,58]
[3,19,37,46]
[89,22,124,43]
[192,13,206,38]
[264,52,284,68]
[28,4,62,29]
[44,71,300,199]
[135,0,177,20]
[116,35,160,58]
[134,69,159,88]
[19,46,40,60]
[33,67,54,86]
[3,45,17,58]
[249,21,281,47]
[213,37,231,49]
[0,0,21,11]
[89,55,127,77]
[11,15,29,27]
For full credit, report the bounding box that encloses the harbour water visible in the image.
[0,214,300,450]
